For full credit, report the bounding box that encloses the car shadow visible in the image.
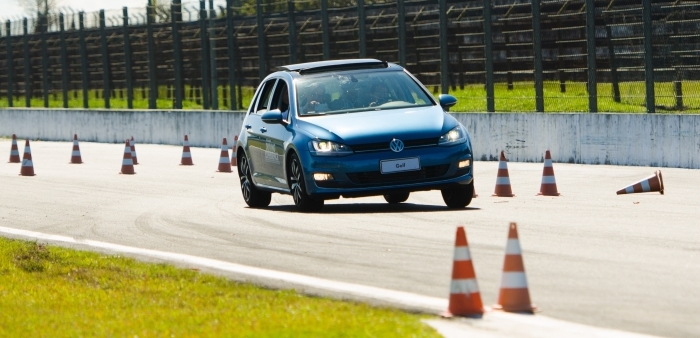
[264,203,481,214]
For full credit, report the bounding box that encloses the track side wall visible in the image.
[1,109,699,169]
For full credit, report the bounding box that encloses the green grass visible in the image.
[2,81,699,113]
[0,238,439,337]
[445,81,700,113]
[0,85,258,110]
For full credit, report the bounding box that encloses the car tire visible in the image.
[238,152,271,208]
[383,192,410,204]
[441,182,474,209]
[288,153,324,212]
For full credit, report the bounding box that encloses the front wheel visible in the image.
[288,153,324,212]
[238,152,271,208]
[383,192,410,204]
[441,182,474,209]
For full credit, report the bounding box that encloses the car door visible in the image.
[259,79,293,190]
[245,79,277,188]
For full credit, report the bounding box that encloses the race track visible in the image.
[1,139,698,337]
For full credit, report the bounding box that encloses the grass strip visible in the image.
[4,81,696,113]
[0,238,440,337]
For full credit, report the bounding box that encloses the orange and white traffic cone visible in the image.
[120,139,135,175]
[70,134,83,164]
[8,134,20,163]
[616,170,664,195]
[537,150,559,196]
[180,135,194,166]
[130,136,138,165]
[443,226,485,317]
[217,138,232,173]
[19,140,35,176]
[230,135,238,166]
[494,222,536,313]
[493,151,515,197]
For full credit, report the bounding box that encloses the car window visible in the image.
[254,79,277,114]
[295,69,434,116]
[269,80,291,121]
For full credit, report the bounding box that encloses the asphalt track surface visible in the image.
[1,140,698,337]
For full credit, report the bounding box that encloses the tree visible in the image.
[18,0,61,17]
[18,0,61,32]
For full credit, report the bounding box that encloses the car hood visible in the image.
[296,106,455,145]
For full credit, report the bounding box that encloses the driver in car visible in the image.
[301,83,330,114]
[368,82,392,107]
[331,82,361,110]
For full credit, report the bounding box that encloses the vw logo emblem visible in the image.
[390,138,404,153]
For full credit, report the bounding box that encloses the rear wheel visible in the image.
[383,192,410,204]
[289,153,324,212]
[441,182,474,209]
[238,153,271,208]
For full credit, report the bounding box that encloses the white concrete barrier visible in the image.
[1,108,699,169]
[0,108,246,148]
[451,113,700,169]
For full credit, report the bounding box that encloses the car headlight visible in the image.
[309,140,353,156]
[438,126,467,146]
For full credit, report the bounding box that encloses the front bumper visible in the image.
[298,142,473,198]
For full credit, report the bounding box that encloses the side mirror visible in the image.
[261,109,284,124]
[438,94,457,112]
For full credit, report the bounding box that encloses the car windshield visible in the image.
[295,69,434,116]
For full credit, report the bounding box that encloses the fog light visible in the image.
[313,173,334,181]
[458,159,471,168]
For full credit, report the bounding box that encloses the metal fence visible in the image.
[1,0,699,113]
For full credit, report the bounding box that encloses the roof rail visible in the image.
[279,60,389,75]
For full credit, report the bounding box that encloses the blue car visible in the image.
[236,59,474,211]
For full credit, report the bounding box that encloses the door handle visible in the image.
[244,124,251,129]
[259,127,267,133]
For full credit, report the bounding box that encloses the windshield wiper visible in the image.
[301,111,327,116]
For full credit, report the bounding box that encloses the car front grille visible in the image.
[351,137,439,153]
[346,164,451,185]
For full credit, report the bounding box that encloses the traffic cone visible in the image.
[130,136,138,165]
[443,226,485,317]
[70,134,83,164]
[120,139,135,175]
[230,135,238,166]
[616,170,664,195]
[494,222,536,313]
[492,151,515,197]
[180,135,193,166]
[8,134,20,163]
[19,139,35,176]
[217,138,232,173]
[537,150,559,196]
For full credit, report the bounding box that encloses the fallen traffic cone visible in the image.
[537,150,559,196]
[180,135,193,166]
[8,134,20,163]
[493,151,515,197]
[70,134,83,164]
[494,222,536,313]
[616,170,664,195]
[443,226,485,317]
[230,135,238,166]
[120,139,135,175]
[19,139,35,176]
[217,138,232,173]
[130,136,138,165]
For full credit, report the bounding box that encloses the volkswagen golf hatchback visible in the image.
[236,59,474,211]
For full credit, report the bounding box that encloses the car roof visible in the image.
[277,59,399,75]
